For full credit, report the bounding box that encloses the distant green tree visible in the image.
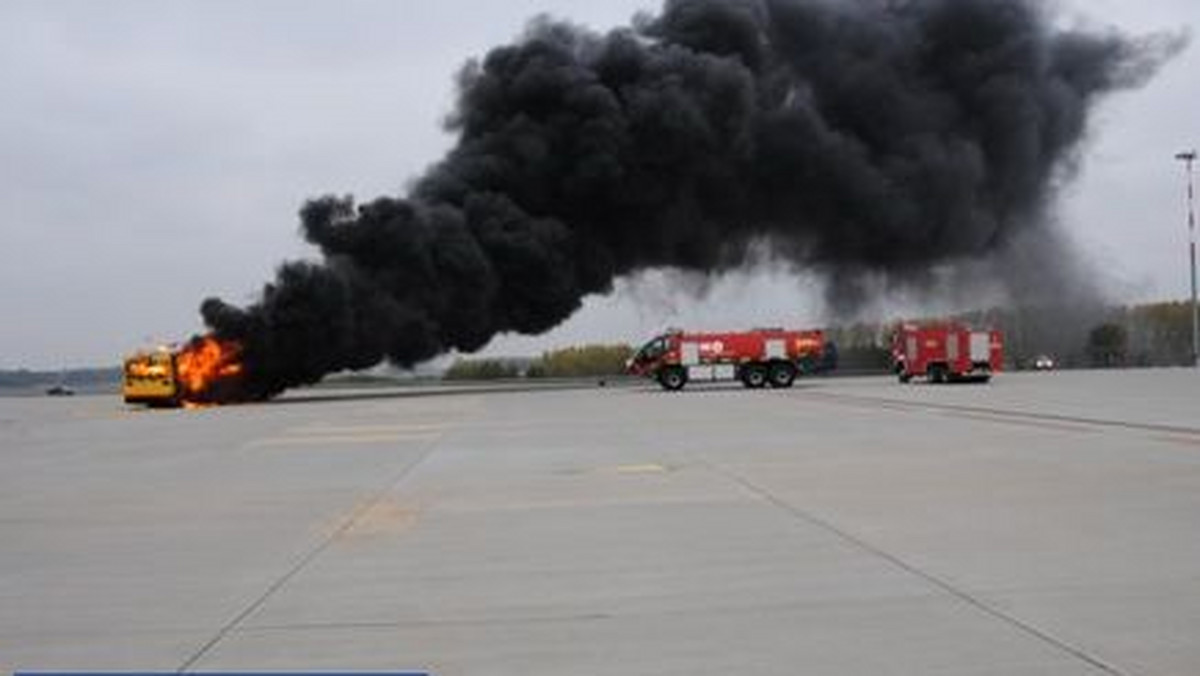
[443,359,520,381]
[834,345,893,372]
[528,344,634,378]
[1088,323,1128,368]
[1124,302,1193,366]
[823,323,891,373]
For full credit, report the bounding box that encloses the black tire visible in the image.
[929,364,947,384]
[658,367,688,392]
[768,362,797,389]
[741,364,768,389]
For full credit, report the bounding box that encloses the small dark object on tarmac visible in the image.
[46,384,75,397]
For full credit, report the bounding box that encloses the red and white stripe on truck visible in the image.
[892,323,1003,384]
[628,328,829,391]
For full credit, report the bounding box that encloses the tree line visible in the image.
[444,344,634,381]
[830,301,1200,370]
[443,300,1199,381]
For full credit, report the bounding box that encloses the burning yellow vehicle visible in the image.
[123,337,244,407]
[123,348,180,406]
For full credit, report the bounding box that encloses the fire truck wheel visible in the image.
[768,362,797,388]
[658,367,688,392]
[929,365,948,384]
[741,364,768,389]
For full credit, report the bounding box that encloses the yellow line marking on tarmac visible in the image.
[336,499,422,539]
[296,423,446,435]
[245,432,440,448]
[614,463,668,475]
[245,422,449,448]
[1156,435,1200,448]
[950,411,1098,434]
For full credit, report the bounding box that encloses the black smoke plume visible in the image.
[201,0,1184,400]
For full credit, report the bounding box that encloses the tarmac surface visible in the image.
[2,369,1200,675]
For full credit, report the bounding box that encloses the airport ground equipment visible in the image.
[123,348,182,406]
[627,328,833,391]
[892,323,1004,384]
[123,337,243,407]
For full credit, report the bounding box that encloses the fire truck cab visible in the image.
[892,324,1003,384]
[628,328,830,391]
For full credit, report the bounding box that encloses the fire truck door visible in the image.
[970,332,991,362]
[906,336,918,362]
[680,342,701,366]
[947,334,959,361]
[765,339,786,360]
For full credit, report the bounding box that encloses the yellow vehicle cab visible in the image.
[123,348,181,407]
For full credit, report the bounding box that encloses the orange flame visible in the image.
[175,336,244,402]
[126,360,170,379]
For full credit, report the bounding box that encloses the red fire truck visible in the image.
[627,328,831,391]
[892,323,1004,384]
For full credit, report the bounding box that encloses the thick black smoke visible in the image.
[201,0,1183,400]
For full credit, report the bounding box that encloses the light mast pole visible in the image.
[1176,150,1198,367]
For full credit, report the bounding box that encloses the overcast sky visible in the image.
[0,0,1196,369]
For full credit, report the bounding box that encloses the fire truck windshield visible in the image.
[635,336,668,363]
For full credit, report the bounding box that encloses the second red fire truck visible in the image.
[627,328,832,391]
[892,323,1004,384]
